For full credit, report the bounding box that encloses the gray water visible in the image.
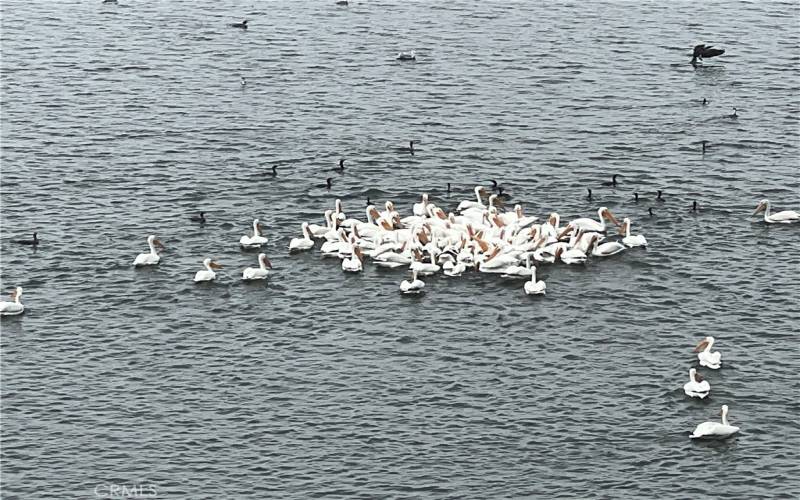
[2,0,799,498]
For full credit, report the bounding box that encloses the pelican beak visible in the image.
[210,261,223,269]
[263,257,273,268]
[557,225,572,239]
[617,224,625,236]
[606,210,621,226]
[693,340,708,352]
[154,239,165,250]
[752,202,764,215]
[257,224,266,232]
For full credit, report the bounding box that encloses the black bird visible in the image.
[240,76,247,87]
[656,190,665,202]
[489,179,499,191]
[701,140,708,153]
[336,0,349,5]
[702,98,708,106]
[497,186,509,198]
[730,107,738,119]
[335,158,345,173]
[587,188,593,200]
[446,182,451,194]
[270,165,277,177]
[102,0,118,4]
[13,232,39,246]
[634,192,639,203]
[691,44,725,66]
[648,207,655,217]
[602,174,619,187]
[366,196,371,207]
[190,212,206,223]
[692,201,698,212]
[409,140,414,155]
[326,177,333,190]
[231,20,248,29]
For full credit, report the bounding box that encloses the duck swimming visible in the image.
[13,233,39,246]
[231,20,248,29]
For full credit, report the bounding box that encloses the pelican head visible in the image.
[721,404,729,416]
[688,368,697,381]
[753,199,769,215]
[599,207,621,226]
[258,253,273,269]
[693,336,714,352]
[10,287,23,301]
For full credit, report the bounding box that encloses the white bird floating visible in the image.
[753,199,799,224]
[289,222,315,252]
[694,336,722,369]
[290,188,648,296]
[691,405,740,440]
[400,270,425,293]
[683,368,710,398]
[620,217,648,247]
[133,235,165,266]
[523,266,546,295]
[194,258,222,282]
[0,287,25,316]
[242,253,272,280]
[240,219,268,249]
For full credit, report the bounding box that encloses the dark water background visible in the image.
[2,1,799,498]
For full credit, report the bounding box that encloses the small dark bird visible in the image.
[602,174,619,187]
[489,179,499,191]
[634,192,639,203]
[656,190,665,202]
[335,0,348,5]
[13,233,39,246]
[691,44,725,66]
[702,98,708,105]
[326,177,333,190]
[648,207,655,217]
[692,201,698,212]
[190,212,206,223]
[409,140,414,155]
[270,165,277,177]
[240,76,247,87]
[102,0,118,4]
[446,182,452,194]
[730,107,738,119]
[701,140,708,153]
[497,186,508,198]
[587,188,593,200]
[366,196,371,207]
[231,20,248,29]
[335,158,345,173]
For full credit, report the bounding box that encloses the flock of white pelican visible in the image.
[0,197,797,316]
[284,186,651,295]
[684,336,741,440]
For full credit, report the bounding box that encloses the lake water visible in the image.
[1,0,799,498]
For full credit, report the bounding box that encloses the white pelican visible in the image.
[502,254,533,277]
[400,270,425,293]
[619,218,648,247]
[194,258,222,282]
[396,50,416,60]
[0,287,24,316]
[457,186,486,212]
[410,249,440,276]
[753,199,800,224]
[568,207,620,233]
[443,260,466,277]
[289,222,315,252]
[589,235,626,257]
[308,210,334,238]
[691,405,740,440]
[524,266,546,295]
[694,336,721,369]
[413,194,430,217]
[342,247,364,272]
[240,219,268,248]
[683,368,710,399]
[132,235,164,266]
[242,253,272,280]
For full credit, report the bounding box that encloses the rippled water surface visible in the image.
[2,0,799,498]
